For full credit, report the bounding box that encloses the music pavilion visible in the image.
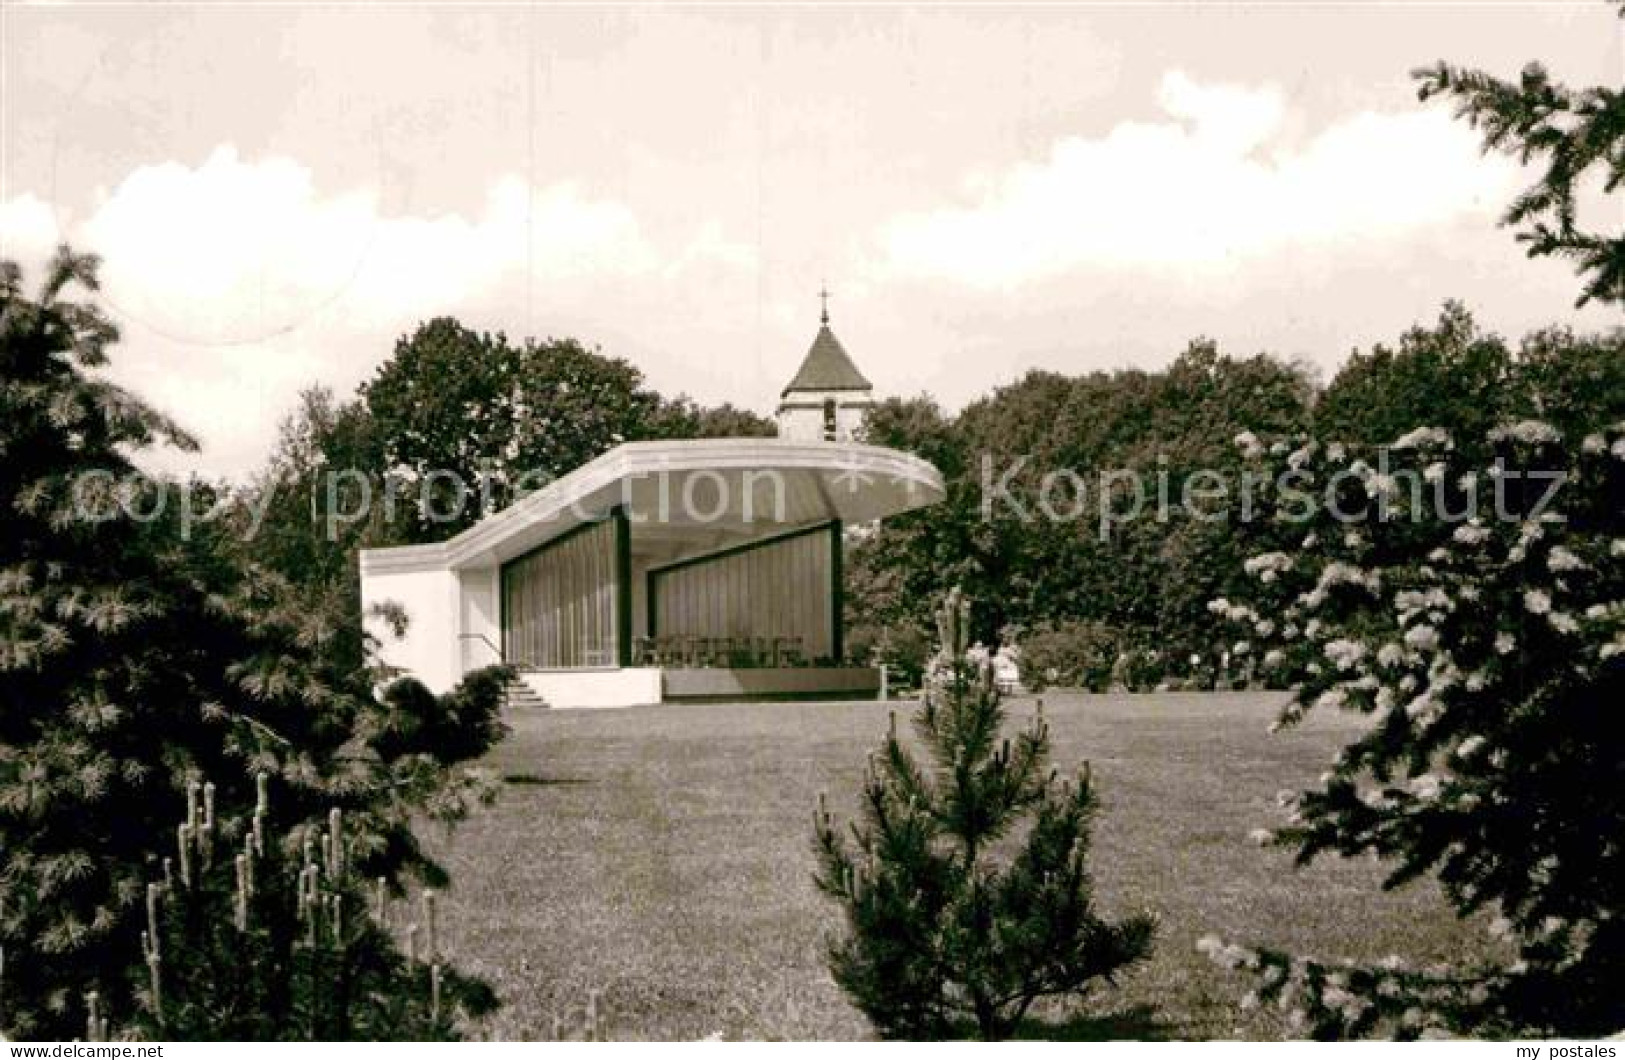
[360,309,943,708]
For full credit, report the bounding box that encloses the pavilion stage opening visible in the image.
[360,438,944,708]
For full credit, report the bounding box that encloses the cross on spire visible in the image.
[819,284,831,325]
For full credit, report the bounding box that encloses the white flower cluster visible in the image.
[1584,601,1625,660]
[1391,426,1452,450]
[1299,561,1381,611]
[1489,419,1561,445]
[1506,520,1552,566]
[1207,597,1261,625]
[1581,422,1625,461]
[1403,624,1440,652]
[1363,470,1402,502]
[1396,588,1452,626]
[1243,552,1295,584]
[1234,431,1264,458]
[1323,638,1367,672]
[1409,773,1444,800]
[1359,786,1395,811]
[1404,694,1442,726]
[1547,546,1586,573]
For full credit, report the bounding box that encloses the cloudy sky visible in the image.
[1,3,1619,477]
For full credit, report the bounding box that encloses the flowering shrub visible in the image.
[1205,421,1625,1037]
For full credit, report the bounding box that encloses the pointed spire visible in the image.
[780,286,872,398]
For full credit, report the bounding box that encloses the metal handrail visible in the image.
[458,633,506,665]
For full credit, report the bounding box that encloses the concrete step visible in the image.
[503,677,550,710]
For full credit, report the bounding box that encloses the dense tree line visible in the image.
[847,306,1625,689]
[236,317,774,667]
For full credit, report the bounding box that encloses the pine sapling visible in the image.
[94,773,496,1040]
[815,588,1156,1040]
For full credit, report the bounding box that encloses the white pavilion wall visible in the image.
[361,566,460,693]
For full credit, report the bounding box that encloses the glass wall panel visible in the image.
[651,526,834,661]
[501,518,619,668]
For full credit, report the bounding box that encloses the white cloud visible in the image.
[70,145,669,343]
[0,146,756,477]
[1158,70,1283,154]
[0,194,60,264]
[875,70,1521,288]
[79,148,380,343]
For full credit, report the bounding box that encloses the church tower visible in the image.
[776,290,875,442]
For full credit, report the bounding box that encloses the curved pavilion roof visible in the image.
[361,438,944,574]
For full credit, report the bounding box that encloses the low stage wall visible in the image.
[518,668,663,709]
[514,666,881,708]
[661,666,881,702]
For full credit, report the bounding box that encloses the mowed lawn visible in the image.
[423,693,1492,1040]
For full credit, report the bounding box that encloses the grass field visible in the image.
[423,692,1491,1040]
